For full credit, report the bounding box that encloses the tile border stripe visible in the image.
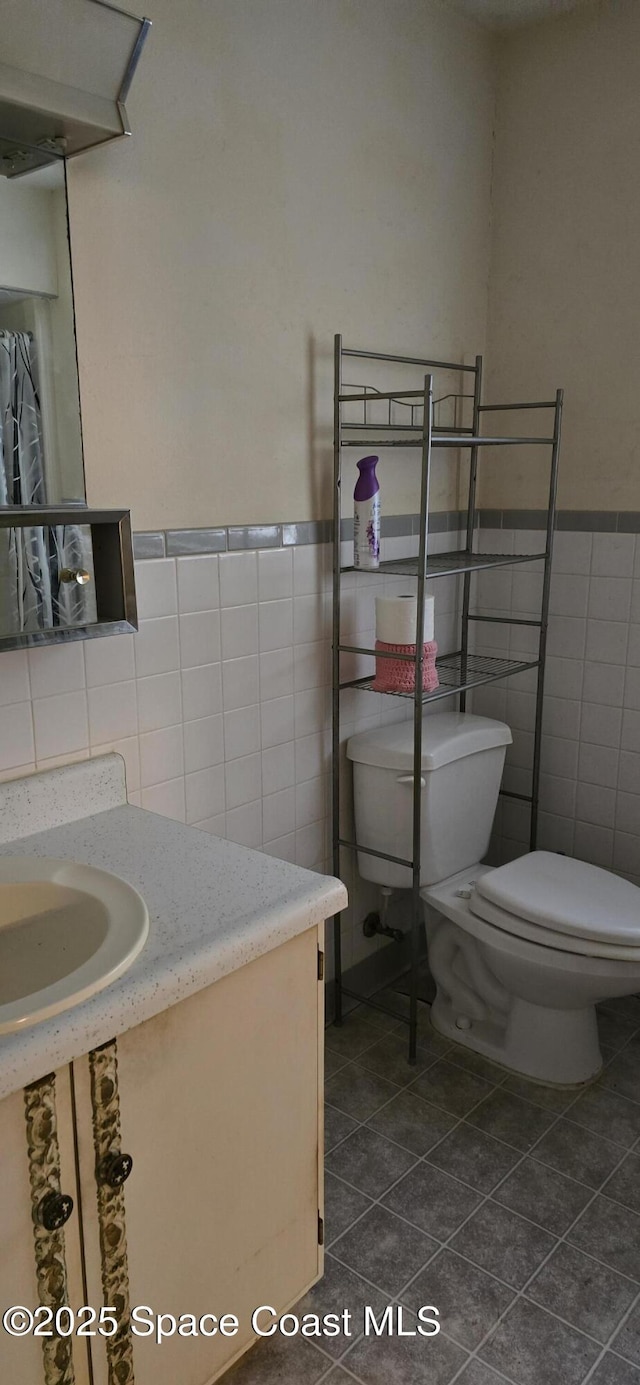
[133,510,640,558]
[481,510,640,534]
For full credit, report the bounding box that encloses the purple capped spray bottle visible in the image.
[353,455,380,570]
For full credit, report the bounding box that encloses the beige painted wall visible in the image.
[65,0,495,531]
[0,178,57,295]
[481,0,640,512]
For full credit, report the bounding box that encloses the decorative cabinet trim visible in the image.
[89,1040,135,1385]
[24,1074,76,1385]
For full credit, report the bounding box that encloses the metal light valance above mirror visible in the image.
[0,0,149,649]
[0,0,151,171]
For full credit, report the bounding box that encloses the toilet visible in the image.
[347,712,640,1086]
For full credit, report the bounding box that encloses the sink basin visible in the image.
[0,858,149,1034]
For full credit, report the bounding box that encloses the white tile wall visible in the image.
[176,554,220,614]
[8,527,637,974]
[0,548,332,879]
[474,529,640,888]
[220,604,258,661]
[219,551,258,608]
[0,702,34,773]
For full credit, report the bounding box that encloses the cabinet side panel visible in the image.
[76,926,322,1385]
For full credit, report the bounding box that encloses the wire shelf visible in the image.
[340,550,546,579]
[341,432,461,447]
[342,652,540,705]
[341,433,554,448]
[340,383,474,435]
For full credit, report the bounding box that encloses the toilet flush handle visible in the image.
[396,774,426,789]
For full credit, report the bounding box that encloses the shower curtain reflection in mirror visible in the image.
[0,329,96,637]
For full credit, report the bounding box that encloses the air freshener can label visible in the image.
[354,494,381,569]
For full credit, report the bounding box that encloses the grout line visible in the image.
[323,1009,640,1384]
[579,1287,640,1383]
[316,1354,369,1384]
[438,1129,638,1383]
[326,1067,541,1366]
[326,1009,640,1165]
[430,1037,640,1382]
[558,1104,640,1152]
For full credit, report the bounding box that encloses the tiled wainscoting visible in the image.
[470,524,640,885]
[0,517,464,984]
[0,513,637,982]
[0,541,333,872]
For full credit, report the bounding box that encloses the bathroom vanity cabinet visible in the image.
[0,924,324,1385]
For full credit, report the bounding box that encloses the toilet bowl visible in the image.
[347,713,640,1086]
[423,858,640,1085]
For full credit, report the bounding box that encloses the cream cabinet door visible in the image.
[0,1068,90,1385]
[75,924,324,1385]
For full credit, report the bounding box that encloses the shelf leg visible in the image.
[408,374,434,1065]
[530,387,564,851]
[460,355,483,713]
[332,333,344,1026]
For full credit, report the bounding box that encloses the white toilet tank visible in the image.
[347,712,512,889]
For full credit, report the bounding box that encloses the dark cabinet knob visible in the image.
[100,1152,133,1188]
[38,1191,74,1231]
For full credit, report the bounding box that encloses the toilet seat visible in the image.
[469,892,640,961]
[469,851,640,960]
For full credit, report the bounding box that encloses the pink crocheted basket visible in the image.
[372,639,439,694]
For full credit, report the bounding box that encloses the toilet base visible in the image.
[431,990,603,1087]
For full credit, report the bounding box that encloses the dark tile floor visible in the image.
[226,993,640,1385]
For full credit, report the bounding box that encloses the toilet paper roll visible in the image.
[375,593,435,644]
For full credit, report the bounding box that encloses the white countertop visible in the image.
[0,760,346,1101]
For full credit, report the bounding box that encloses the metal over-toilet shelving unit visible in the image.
[331,334,564,1063]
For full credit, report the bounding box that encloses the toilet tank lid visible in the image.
[346,713,512,772]
[474,851,640,944]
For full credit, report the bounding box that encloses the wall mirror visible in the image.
[0,136,98,640]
